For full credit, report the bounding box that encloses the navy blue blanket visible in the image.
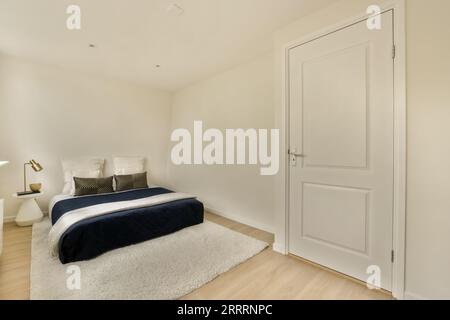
[51,188,204,264]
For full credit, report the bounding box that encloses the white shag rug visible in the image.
[31,218,268,300]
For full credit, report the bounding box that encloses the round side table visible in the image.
[13,192,44,226]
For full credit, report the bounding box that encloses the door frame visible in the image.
[275,0,406,299]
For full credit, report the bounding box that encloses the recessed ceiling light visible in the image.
[89,44,96,48]
[166,4,184,16]
[155,64,161,68]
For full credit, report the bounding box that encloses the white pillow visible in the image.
[113,157,145,175]
[61,158,105,194]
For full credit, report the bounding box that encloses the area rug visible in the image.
[30,218,267,299]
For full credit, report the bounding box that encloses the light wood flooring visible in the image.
[0,212,391,300]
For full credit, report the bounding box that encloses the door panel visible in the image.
[302,183,369,254]
[303,44,368,169]
[288,11,394,290]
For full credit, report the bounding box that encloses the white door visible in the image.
[288,11,394,290]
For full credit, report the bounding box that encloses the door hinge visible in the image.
[392,45,396,59]
[391,250,395,263]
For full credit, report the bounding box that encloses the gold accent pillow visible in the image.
[73,176,114,196]
[114,172,148,192]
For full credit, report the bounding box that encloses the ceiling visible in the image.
[0,0,336,91]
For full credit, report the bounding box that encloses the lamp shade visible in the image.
[0,161,9,167]
[29,160,43,172]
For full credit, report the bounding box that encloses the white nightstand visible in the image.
[13,192,44,226]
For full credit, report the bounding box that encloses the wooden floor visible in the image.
[0,212,391,300]
[0,222,32,300]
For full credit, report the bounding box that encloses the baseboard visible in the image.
[272,242,287,255]
[3,210,48,224]
[403,291,428,300]
[205,206,274,234]
[3,215,16,223]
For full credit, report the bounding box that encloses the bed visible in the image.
[49,187,204,264]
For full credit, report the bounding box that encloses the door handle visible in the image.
[288,149,305,157]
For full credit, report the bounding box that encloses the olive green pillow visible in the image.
[73,176,114,196]
[114,172,148,192]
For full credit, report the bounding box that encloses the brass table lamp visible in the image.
[18,160,43,196]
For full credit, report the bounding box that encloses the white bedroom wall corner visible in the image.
[163,90,176,187]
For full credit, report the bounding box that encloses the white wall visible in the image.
[0,54,172,220]
[167,53,275,232]
[273,0,450,300]
[405,0,450,300]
